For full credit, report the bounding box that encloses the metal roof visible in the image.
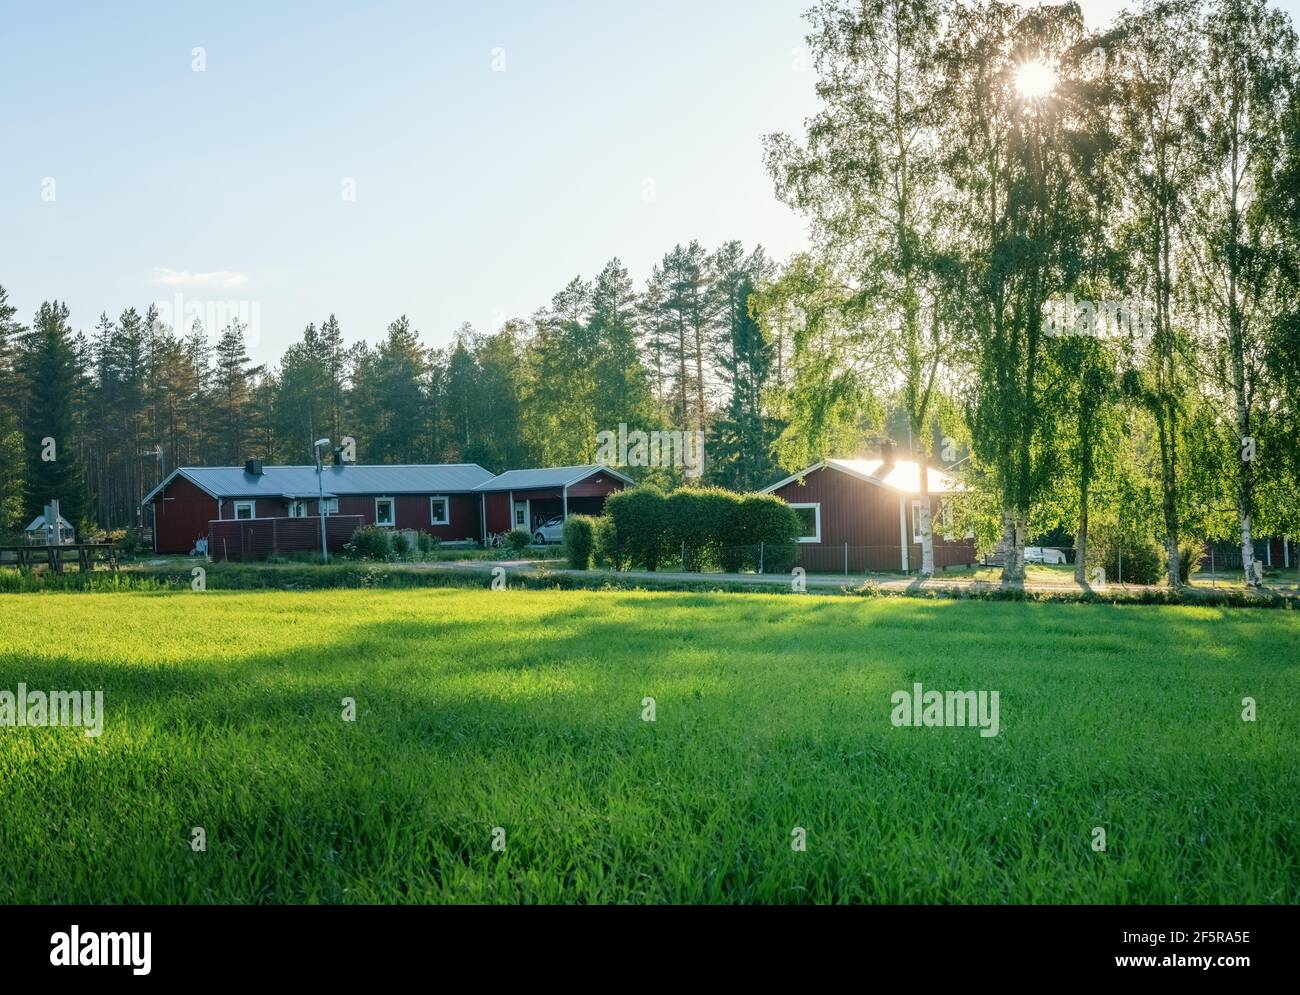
[144,463,495,502]
[26,514,74,530]
[472,464,634,492]
[763,458,965,495]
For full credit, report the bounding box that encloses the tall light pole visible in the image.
[314,438,331,563]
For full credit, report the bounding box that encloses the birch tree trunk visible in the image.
[1001,508,1025,583]
[918,462,934,576]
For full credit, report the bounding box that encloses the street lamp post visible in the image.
[314,438,331,563]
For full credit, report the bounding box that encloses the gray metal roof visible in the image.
[472,464,633,492]
[26,514,74,530]
[146,463,495,502]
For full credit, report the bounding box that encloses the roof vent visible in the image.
[244,458,264,476]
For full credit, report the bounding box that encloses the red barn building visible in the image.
[762,453,976,573]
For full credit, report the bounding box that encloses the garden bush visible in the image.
[417,531,439,557]
[391,531,411,558]
[1178,542,1203,584]
[605,486,671,570]
[563,515,597,570]
[504,529,534,554]
[594,516,625,569]
[1088,530,1164,586]
[739,493,801,573]
[344,526,392,561]
[665,487,733,570]
[603,485,801,573]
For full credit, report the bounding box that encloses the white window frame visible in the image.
[374,496,396,527]
[429,495,450,526]
[233,501,255,520]
[321,497,339,515]
[936,499,955,533]
[287,499,308,518]
[790,502,821,543]
[911,500,925,544]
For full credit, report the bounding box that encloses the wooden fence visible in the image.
[207,515,364,562]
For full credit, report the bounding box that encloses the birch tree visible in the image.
[765,0,950,573]
[1188,0,1297,585]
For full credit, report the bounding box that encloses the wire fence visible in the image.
[980,539,1296,586]
[608,538,1295,585]
[630,543,977,577]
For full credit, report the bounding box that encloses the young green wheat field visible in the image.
[0,587,1296,904]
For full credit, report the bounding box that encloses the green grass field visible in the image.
[0,587,1296,903]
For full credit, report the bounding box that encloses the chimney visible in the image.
[879,440,896,469]
[244,458,264,476]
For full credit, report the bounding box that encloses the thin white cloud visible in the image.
[150,267,248,289]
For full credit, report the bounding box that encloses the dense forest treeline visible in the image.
[0,240,790,532]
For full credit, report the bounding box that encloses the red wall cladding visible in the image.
[153,476,219,553]
[334,493,481,542]
[773,466,975,573]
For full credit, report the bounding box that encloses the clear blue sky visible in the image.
[1,0,1291,362]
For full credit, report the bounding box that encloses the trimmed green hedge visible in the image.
[563,515,597,569]
[602,485,800,572]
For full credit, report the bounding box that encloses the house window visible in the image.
[321,498,339,515]
[790,503,821,543]
[287,500,308,518]
[234,501,255,520]
[911,500,925,543]
[937,500,954,533]
[375,497,395,527]
[430,496,449,526]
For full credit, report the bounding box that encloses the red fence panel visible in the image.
[207,515,363,562]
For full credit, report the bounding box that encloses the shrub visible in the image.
[603,485,801,574]
[345,526,392,561]
[739,494,801,573]
[666,487,733,570]
[417,531,439,557]
[391,531,411,558]
[563,515,597,570]
[594,516,625,569]
[605,486,671,570]
[1178,542,1203,584]
[1088,531,1164,586]
[116,530,146,556]
[504,529,533,554]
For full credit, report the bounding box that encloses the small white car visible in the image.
[1024,546,1067,565]
[533,516,566,545]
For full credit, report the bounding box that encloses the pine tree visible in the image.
[0,285,27,530]
[20,301,89,528]
[210,319,262,463]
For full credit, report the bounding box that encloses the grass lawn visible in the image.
[0,588,1296,904]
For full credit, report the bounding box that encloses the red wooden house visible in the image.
[474,465,633,537]
[762,451,976,573]
[142,460,629,558]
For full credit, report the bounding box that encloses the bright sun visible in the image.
[1015,60,1057,99]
